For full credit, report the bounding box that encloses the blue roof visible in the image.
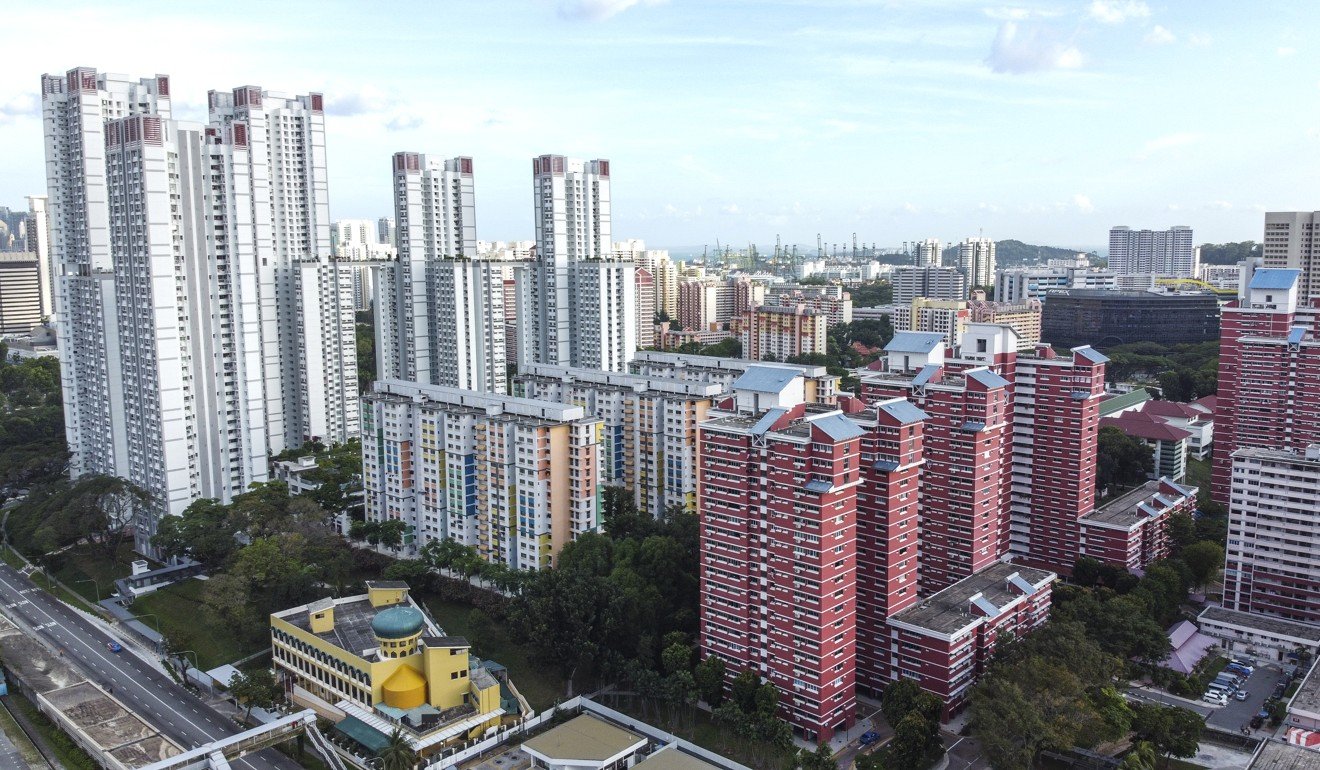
[750,407,787,437]
[1249,269,1300,291]
[1074,347,1110,364]
[804,479,834,494]
[912,363,942,386]
[876,399,928,425]
[812,413,866,442]
[884,331,946,354]
[371,605,425,639]
[733,366,797,393]
[965,368,1010,389]
[872,459,900,472]
[1288,326,1307,345]
[960,420,987,432]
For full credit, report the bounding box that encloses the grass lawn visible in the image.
[0,698,49,768]
[1186,456,1211,494]
[419,595,566,712]
[132,578,264,670]
[47,542,138,604]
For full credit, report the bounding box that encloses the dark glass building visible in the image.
[1041,290,1220,348]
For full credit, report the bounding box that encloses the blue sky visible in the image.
[3,0,1317,252]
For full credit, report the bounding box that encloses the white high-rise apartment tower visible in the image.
[375,153,506,392]
[1108,226,1195,277]
[516,155,635,372]
[958,237,996,289]
[1263,212,1320,299]
[24,195,53,319]
[42,68,358,551]
[915,238,943,267]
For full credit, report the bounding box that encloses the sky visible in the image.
[2,0,1318,254]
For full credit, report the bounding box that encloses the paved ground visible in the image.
[941,733,986,770]
[0,562,300,770]
[1205,666,1284,732]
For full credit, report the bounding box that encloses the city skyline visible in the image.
[3,1,1319,250]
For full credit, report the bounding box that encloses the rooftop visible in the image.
[635,748,723,770]
[889,562,1055,636]
[885,331,946,354]
[1250,742,1320,770]
[1100,414,1195,443]
[522,714,645,762]
[1099,388,1153,417]
[1289,660,1320,717]
[1139,400,1206,420]
[1085,480,1180,529]
[1249,269,1302,291]
[1198,606,1320,644]
[732,366,798,394]
[276,595,440,660]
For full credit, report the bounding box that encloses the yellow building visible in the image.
[270,581,508,755]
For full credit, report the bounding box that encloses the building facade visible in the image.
[1109,226,1196,277]
[1041,289,1220,348]
[891,266,967,304]
[516,156,636,371]
[361,380,602,570]
[957,237,996,289]
[1264,212,1320,301]
[0,253,42,333]
[41,68,357,551]
[1211,269,1320,503]
[513,364,720,517]
[24,195,54,320]
[764,284,852,326]
[630,351,839,404]
[1223,446,1320,624]
[737,305,828,361]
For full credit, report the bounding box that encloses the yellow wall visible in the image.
[367,585,408,607]
[423,645,472,709]
[548,424,570,566]
[309,606,334,634]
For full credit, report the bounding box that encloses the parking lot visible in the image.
[1203,664,1285,732]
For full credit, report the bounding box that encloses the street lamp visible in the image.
[74,578,101,603]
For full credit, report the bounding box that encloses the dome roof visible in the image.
[371,605,425,640]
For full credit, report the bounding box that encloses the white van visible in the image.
[1203,691,1228,705]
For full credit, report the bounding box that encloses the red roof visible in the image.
[1193,394,1217,412]
[1101,415,1194,442]
[1139,400,1204,420]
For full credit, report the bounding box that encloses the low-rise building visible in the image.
[884,563,1054,718]
[966,294,1042,349]
[1196,605,1320,663]
[764,284,853,325]
[271,581,514,757]
[630,351,839,405]
[1100,413,1193,481]
[1080,478,1197,571]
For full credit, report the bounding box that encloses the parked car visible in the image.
[1251,715,1266,729]
[1227,664,1253,677]
[105,641,122,653]
[1203,692,1228,705]
[1235,690,1250,701]
[860,731,880,746]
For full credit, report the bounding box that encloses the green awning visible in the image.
[335,716,392,754]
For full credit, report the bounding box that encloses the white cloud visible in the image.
[983,7,1062,21]
[1073,194,1095,213]
[1278,46,1298,57]
[1144,25,1176,45]
[1187,33,1213,47]
[721,203,740,215]
[0,93,37,124]
[556,0,666,22]
[1205,200,1233,211]
[984,22,1083,74]
[1087,0,1151,24]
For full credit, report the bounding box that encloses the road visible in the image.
[0,563,302,770]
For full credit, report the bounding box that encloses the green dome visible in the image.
[372,605,425,639]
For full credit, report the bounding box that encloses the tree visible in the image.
[378,727,417,770]
[467,608,495,649]
[228,668,281,723]
[798,742,835,770]
[1096,427,1154,493]
[661,640,693,676]
[694,655,726,707]
[1165,512,1197,555]
[885,711,942,769]
[881,677,922,727]
[1130,704,1202,767]
[1119,741,1158,770]
[1181,541,1225,590]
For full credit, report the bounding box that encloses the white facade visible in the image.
[915,238,942,268]
[42,68,357,550]
[891,266,967,304]
[957,237,996,289]
[1264,212,1320,300]
[517,155,636,371]
[24,195,54,320]
[995,266,1119,303]
[376,153,506,393]
[332,219,396,311]
[1108,226,1196,277]
[0,253,43,333]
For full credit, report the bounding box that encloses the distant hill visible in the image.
[1199,241,1260,265]
[940,239,1100,267]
